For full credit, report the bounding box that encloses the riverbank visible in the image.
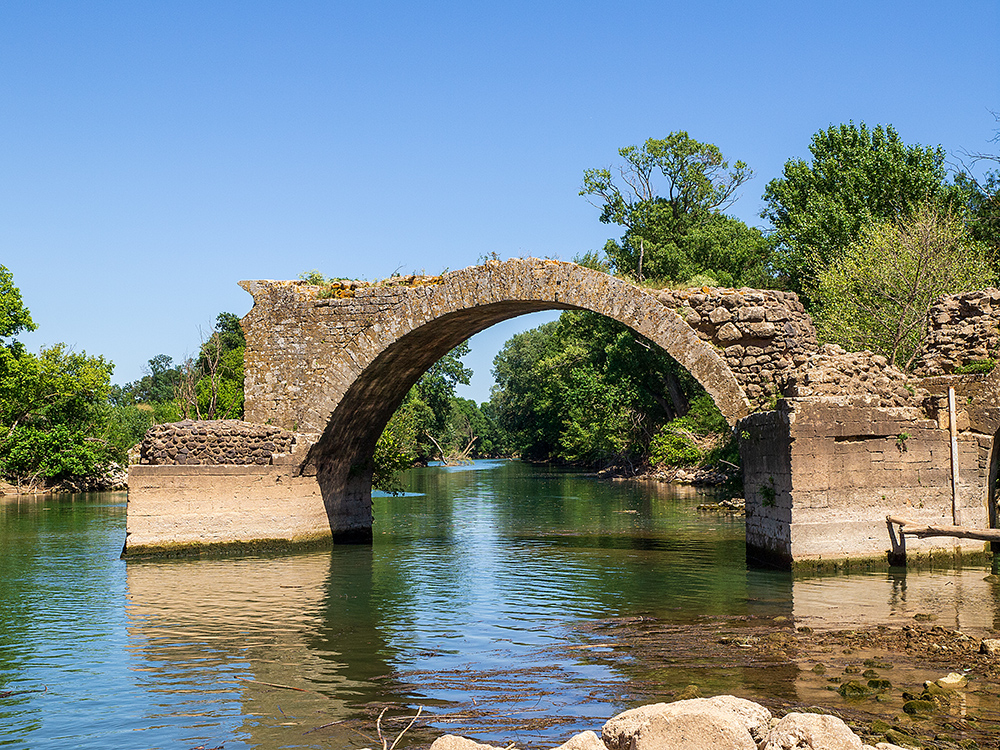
[0,463,128,496]
[574,611,1000,749]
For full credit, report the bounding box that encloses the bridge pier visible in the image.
[739,379,998,570]
[124,464,331,556]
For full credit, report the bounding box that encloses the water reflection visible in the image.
[125,549,404,748]
[2,465,999,749]
[790,567,1000,632]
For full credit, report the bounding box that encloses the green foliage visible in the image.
[649,430,701,467]
[98,404,155,462]
[648,395,729,468]
[0,265,36,343]
[954,358,997,375]
[814,202,994,370]
[762,122,950,301]
[580,133,771,286]
[0,342,117,483]
[490,311,709,467]
[1,424,112,481]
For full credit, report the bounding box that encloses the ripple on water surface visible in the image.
[1,467,999,749]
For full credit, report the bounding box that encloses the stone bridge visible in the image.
[125,258,816,556]
[125,259,1000,569]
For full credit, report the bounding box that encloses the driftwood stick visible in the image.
[886,515,1000,542]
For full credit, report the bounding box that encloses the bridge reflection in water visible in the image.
[125,549,405,748]
[121,473,1000,748]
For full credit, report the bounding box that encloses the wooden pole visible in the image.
[887,515,1000,543]
[949,386,962,526]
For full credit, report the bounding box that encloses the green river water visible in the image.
[1,460,998,749]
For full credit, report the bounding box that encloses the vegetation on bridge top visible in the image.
[297,269,446,299]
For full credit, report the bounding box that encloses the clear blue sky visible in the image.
[2,0,998,403]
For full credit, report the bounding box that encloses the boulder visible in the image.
[429,736,504,750]
[980,638,1000,657]
[552,730,607,750]
[762,712,862,750]
[931,672,968,690]
[602,697,769,750]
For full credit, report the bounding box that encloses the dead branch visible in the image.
[886,515,1000,542]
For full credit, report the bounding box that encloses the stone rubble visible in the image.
[427,697,904,750]
[779,344,926,408]
[916,288,1000,375]
[139,419,297,466]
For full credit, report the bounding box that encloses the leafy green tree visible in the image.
[0,265,35,347]
[580,133,766,284]
[0,341,118,483]
[490,311,718,468]
[118,354,182,405]
[762,122,950,300]
[372,343,474,489]
[815,202,994,370]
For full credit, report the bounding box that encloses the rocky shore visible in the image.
[429,696,907,750]
[0,462,128,496]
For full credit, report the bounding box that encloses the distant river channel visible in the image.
[2,460,999,749]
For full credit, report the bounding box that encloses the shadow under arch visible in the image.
[293,259,751,541]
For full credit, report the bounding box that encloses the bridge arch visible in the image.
[241,258,751,538]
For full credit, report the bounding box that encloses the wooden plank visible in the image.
[886,514,1000,543]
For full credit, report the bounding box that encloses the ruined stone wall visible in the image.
[740,399,992,568]
[917,289,1000,376]
[240,261,820,443]
[781,344,925,408]
[140,420,297,466]
[655,287,818,404]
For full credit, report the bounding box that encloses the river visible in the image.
[1,460,998,749]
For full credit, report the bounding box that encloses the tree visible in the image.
[1,265,36,348]
[580,133,762,283]
[489,311,718,468]
[0,340,118,483]
[952,110,1000,257]
[762,122,949,300]
[815,202,994,370]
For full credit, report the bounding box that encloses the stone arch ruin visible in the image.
[126,258,817,555]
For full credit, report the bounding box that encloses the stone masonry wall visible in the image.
[781,344,926,408]
[916,289,1000,376]
[656,287,818,404]
[739,398,991,567]
[240,260,811,441]
[140,420,297,466]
